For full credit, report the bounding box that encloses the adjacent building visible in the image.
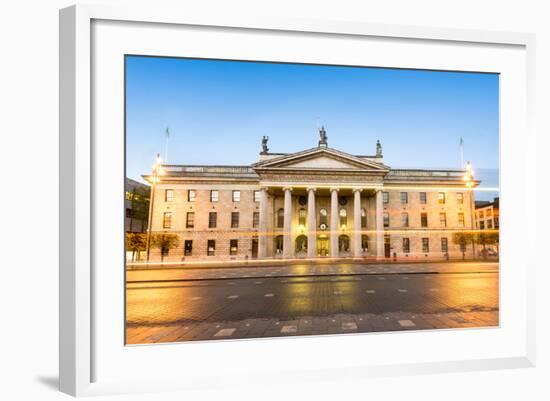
[125,178,150,233]
[475,197,499,230]
[144,129,479,262]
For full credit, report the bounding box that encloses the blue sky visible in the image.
[126,56,499,200]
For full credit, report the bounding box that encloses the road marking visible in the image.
[378,277,386,280]
[227,295,239,299]
[264,293,275,297]
[366,290,376,294]
[342,322,357,330]
[220,276,227,278]
[214,328,236,337]
[281,325,297,333]
[429,288,439,292]
[191,296,202,301]
[398,289,408,293]
[402,277,409,280]
[255,281,263,284]
[398,320,416,327]
[334,291,343,295]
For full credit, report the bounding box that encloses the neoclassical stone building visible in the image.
[144,129,479,262]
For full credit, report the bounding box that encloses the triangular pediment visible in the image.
[253,147,389,172]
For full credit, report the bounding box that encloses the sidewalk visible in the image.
[126,261,499,283]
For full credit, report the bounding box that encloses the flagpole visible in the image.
[164,127,169,164]
[459,137,464,168]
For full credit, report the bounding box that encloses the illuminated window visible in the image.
[458,212,465,227]
[361,235,369,251]
[188,190,196,202]
[231,212,239,228]
[339,208,348,227]
[382,192,389,203]
[338,235,350,252]
[361,208,367,228]
[207,240,215,256]
[438,192,446,204]
[165,189,174,202]
[319,208,327,226]
[186,212,194,228]
[439,212,447,227]
[254,190,261,202]
[274,235,284,253]
[400,192,408,204]
[487,219,493,229]
[210,190,219,202]
[299,208,307,226]
[232,190,241,202]
[229,239,238,255]
[457,192,464,204]
[163,212,172,229]
[208,212,217,228]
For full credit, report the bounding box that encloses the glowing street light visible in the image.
[145,153,165,262]
[463,161,475,188]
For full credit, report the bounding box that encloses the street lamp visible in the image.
[145,153,165,262]
[463,161,476,257]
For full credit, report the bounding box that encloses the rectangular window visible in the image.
[438,192,446,204]
[210,190,219,202]
[403,237,410,253]
[422,238,430,253]
[458,212,465,227]
[207,240,215,256]
[400,192,408,204]
[253,190,261,202]
[186,212,195,228]
[231,212,239,228]
[382,191,389,204]
[229,239,238,256]
[208,212,217,228]
[401,212,409,227]
[487,219,493,229]
[439,212,447,227]
[441,237,448,253]
[299,208,307,226]
[383,212,389,228]
[486,208,492,217]
[457,192,464,204]
[494,217,499,229]
[188,189,196,202]
[232,190,241,202]
[419,192,427,204]
[421,212,428,228]
[184,240,193,256]
[479,210,485,219]
[480,221,485,229]
[361,210,367,228]
[165,189,174,202]
[125,208,133,218]
[252,212,259,228]
[163,212,172,229]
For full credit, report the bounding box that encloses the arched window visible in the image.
[274,235,284,254]
[361,208,367,228]
[338,234,350,252]
[277,208,284,228]
[339,208,347,227]
[298,208,307,226]
[319,208,328,226]
[295,235,308,253]
[361,235,369,252]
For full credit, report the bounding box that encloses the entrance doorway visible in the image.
[251,237,258,258]
[384,235,391,258]
[317,236,329,257]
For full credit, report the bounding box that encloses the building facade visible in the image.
[144,131,479,262]
[125,178,150,233]
[475,197,500,230]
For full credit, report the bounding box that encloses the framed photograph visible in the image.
[60,4,536,396]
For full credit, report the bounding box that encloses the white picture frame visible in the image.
[59,4,536,397]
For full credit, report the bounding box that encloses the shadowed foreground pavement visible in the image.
[126,264,499,344]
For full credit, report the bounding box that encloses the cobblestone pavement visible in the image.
[126,270,499,344]
[127,261,498,283]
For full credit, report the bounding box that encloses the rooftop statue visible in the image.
[376,139,383,157]
[261,135,269,154]
[318,126,328,147]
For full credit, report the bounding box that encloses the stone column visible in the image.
[330,188,339,258]
[353,188,362,258]
[283,187,293,258]
[307,187,317,258]
[258,187,268,258]
[375,189,385,258]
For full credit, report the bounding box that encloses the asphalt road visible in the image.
[126,271,498,326]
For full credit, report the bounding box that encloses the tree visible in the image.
[126,232,147,262]
[476,232,499,259]
[151,233,180,262]
[452,232,475,260]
